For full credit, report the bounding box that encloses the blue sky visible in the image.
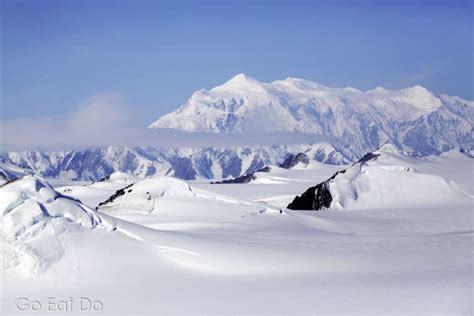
[1,0,472,125]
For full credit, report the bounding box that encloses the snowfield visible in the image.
[1,147,473,315]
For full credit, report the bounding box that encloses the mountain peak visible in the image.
[231,73,253,81]
[217,73,261,89]
[148,75,472,156]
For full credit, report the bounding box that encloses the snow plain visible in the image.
[1,148,473,315]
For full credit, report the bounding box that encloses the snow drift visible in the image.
[0,176,107,274]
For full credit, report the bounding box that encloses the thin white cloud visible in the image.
[0,93,330,151]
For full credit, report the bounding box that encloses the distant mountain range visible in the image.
[2,74,472,182]
[0,143,349,181]
[150,74,473,156]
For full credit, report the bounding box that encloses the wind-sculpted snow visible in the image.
[0,143,348,181]
[150,74,474,155]
[0,176,110,274]
[288,144,473,210]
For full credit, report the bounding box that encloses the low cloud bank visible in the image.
[1,93,330,151]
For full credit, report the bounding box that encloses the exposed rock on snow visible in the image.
[97,183,134,209]
[97,176,195,214]
[286,181,333,210]
[95,175,269,221]
[287,144,472,210]
[210,166,272,184]
[278,153,309,169]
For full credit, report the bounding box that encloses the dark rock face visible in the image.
[211,166,271,184]
[357,152,380,164]
[286,149,383,211]
[279,153,309,169]
[97,183,133,208]
[287,182,332,210]
[98,175,111,182]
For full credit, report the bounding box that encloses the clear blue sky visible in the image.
[1,0,472,124]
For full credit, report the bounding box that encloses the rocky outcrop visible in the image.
[278,153,309,169]
[286,150,381,211]
[97,183,134,208]
[211,166,271,184]
[287,182,332,210]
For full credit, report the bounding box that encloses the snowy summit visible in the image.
[149,74,473,156]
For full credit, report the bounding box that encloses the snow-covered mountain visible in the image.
[0,157,32,185]
[150,74,473,155]
[0,143,349,181]
[96,175,267,220]
[287,144,473,211]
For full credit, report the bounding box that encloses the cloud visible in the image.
[1,93,138,151]
[68,93,132,131]
[0,93,330,151]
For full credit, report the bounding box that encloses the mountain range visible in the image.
[1,74,472,182]
[150,74,473,156]
[0,143,348,181]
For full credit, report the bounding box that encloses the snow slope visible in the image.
[150,74,473,155]
[288,144,473,210]
[96,176,278,226]
[56,171,137,208]
[0,176,109,274]
[1,153,472,315]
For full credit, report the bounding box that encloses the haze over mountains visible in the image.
[1,74,472,182]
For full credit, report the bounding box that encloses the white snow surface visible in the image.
[325,145,473,209]
[1,151,473,315]
[151,74,441,131]
[0,176,109,275]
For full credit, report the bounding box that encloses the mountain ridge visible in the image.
[149,74,473,156]
[0,143,349,182]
